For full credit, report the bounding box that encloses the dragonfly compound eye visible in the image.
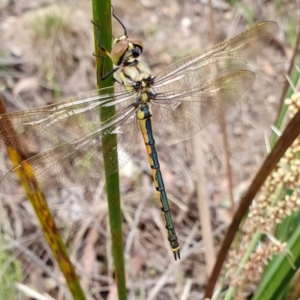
[111,40,129,65]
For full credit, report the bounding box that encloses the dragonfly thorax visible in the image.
[120,61,155,95]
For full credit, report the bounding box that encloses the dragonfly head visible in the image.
[111,7,143,66]
[111,37,143,66]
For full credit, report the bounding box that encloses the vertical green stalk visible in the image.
[92,2,127,299]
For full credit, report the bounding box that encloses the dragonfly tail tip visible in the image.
[173,248,180,261]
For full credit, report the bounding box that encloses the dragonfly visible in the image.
[0,11,278,260]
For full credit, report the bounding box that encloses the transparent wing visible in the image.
[152,21,278,139]
[0,21,278,194]
[152,69,255,139]
[0,103,139,194]
[0,85,134,150]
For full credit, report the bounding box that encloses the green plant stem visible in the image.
[92,2,126,300]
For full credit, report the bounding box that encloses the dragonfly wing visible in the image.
[152,69,255,139]
[0,85,135,150]
[0,104,138,194]
[155,21,278,82]
[152,21,278,139]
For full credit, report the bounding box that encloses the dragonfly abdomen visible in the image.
[137,104,180,260]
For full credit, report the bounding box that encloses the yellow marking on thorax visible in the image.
[120,60,152,93]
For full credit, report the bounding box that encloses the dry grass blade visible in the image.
[0,95,85,299]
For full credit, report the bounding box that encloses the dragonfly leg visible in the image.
[91,20,120,82]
